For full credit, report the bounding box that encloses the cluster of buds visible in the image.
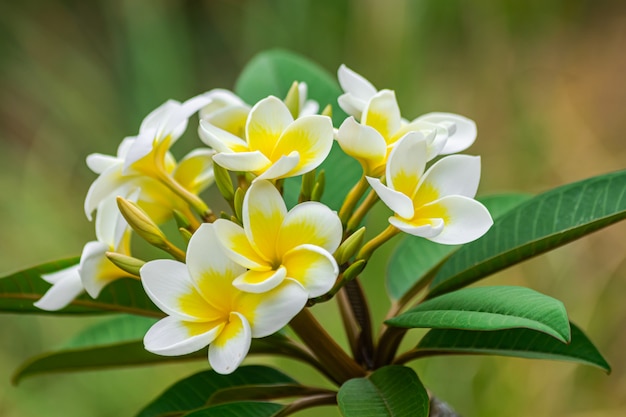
[36,66,492,374]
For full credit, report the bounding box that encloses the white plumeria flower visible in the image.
[336,65,477,174]
[199,96,333,181]
[35,197,133,311]
[85,96,215,223]
[366,133,493,244]
[213,180,341,297]
[140,223,307,374]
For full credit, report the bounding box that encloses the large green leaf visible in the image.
[182,402,284,417]
[13,315,321,385]
[410,322,610,372]
[0,257,163,316]
[234,49,361,210]
[429,170,626,297]
[337,365,429,417]
[386,193,531,302]
[138,366,295,417]
[386,286,570,342]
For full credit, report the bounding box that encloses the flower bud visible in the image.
[321,103,332,118]
[178,227,193,243]
[342,259,366,283]
[299,169,316,202]
[234,187,245,222]
[334,227,366,265]
[172,209,191,230]
[116,197,168,249]
[284,81,300,119]
[311,170,325,202]
[213,162,234,202]
[105,252,145,277]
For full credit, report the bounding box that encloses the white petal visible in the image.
[144,316,222,356]
[232,266,287,294]
[425,195,493,244]
[336,117,387,171]
[116,137,136,159]
[79,241,115,298]
[419,155,481,199]
[84,163,124,221]
[86,153,120,174]
[94,195,125,246]
[389,217,445,239]
[277,202,343,255]
[201,104,250,138]
[140,100,180,134]
[198,119,248,153]
[199,89,247,117]
[366,177,414,219]
[386,132,428,198]
[253,151,300,181]
[362,90,401,140]
[396,120,449,161]
[242,180,286,260]
[173,148,215,194]
[417,112,477,155]
[140,259,212,321]
[237,280,307,338]
[212,219,270,270]
[282,245,338,298]
[337,94,367,119]
[246,96,293,157]
[338,64,377,103]
[187,224,247,288]
[161,94,211,141]
[34,265,83,311]
[209,312,251,374]
[123,130,156,172]
[213,151,271,173]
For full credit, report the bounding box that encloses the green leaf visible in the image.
[207,384,335,406]
[0,257,163,316]
[337,365,429,417]
[234,49,361,210]
[412,322,610,373]
[182,402,284,417]
[386,193,531,302]
[386,286,571,343]
[138,366,295,417]
[429,170,626,297]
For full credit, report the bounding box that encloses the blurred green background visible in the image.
[1,0,626,416]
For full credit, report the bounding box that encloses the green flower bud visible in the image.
[105,252,145,277]
[342,259,367,283]
[334,227,366,265]
[284,81,300,119]
[213,162,234,202]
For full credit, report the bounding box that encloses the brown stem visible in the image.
[336,280,374,369]
[290,308,366,385]
[273,393,338,417]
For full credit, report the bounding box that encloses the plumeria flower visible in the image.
[140,223,307,374]
[367,133,493,244]
[198,96,333,181]
[213,180,341,297]
[35,196,133,311]
[85,96,215,223]
[336,65,477,175]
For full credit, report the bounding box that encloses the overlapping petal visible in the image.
[336,117,387,173]
[277,202,342,255]
[417,112,477,155]
[144,316,224,356]
[337,64,377,118]
[281,245,338,297]
[34,265,83,311]
[208,312,251,374]
[242,180,287,260]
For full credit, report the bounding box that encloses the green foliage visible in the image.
[137,366,295,417]
[337,365,429,417]
[428,170,626,297]
[0,258,162,316]
[387,193,531,301]
[387,286,571,342]
[234,49,361,210]
[412,323,610,372]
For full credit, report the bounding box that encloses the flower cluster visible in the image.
[36,67,492,373]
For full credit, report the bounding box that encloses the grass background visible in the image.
[1,0,626,416]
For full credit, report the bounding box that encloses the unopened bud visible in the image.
[105,252,145,277]
[179,227,193,243]
[234,187,245,222]
[284,81,300,119]
[311,170,325,202]
[334,227,366,265]
[299,169,316,202]
[213,163,234,202]
[116,197,167,248]
[172,209,191,230]
[321,104,332,118]
[342,259,366,283]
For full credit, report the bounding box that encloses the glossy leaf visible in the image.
[208,384,335,406]
[410,322,610,372]
[429,170,626,297]
[182,402,284,417]
[138,366,295,417]
[386,193,531,302]
[386,286,571,343]
[337,365,429,417]
[235,49,361,210]
[0,257,162,316]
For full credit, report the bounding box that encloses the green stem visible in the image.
[346,189,379,232]
[338,176,369,226]
[157,172,215,222]
[357,224,400,261]
[290,308,366,385]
